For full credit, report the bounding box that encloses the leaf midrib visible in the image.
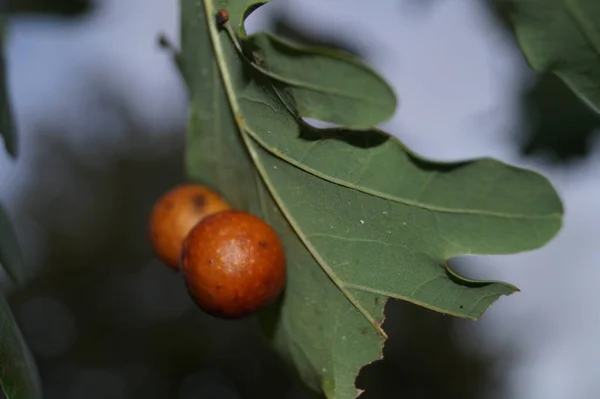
[202,0,386,337]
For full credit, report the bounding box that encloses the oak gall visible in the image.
[148,184,230,271]
[181,210,286,319]
[215,9,229,26]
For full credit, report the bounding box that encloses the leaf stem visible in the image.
[223,23,245,55]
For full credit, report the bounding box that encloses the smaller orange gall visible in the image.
[216,9,229,26]
[181,210,286,319]
[148,184,230,271]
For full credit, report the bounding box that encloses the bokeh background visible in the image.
[1,0,599,398]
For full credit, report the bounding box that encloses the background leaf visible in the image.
[497,0,600,114]
[180,1,564,397]
[0,294,41,399]
[0,13,41,399]
[0,18,16,157]
[0,203,25,285]
[520,72,600,162]
[0,202,40,398]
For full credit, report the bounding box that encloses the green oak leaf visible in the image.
[0,294,41,399]
[246,33,397,129]
[179,1,563,397]
[0,18,16,157]
[498,0,600,114]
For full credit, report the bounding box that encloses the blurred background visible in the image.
[1,0,599,398]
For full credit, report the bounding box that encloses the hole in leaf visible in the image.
[299,123,389,149]
[243,0,279,36]
[301,117,343,130]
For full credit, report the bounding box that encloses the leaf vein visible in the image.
[243,127,561,220]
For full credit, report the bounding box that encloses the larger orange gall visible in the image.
[181,210,286,319]
[148,184,231,271]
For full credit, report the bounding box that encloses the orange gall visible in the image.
[148,184,230,271]
[181,210,286,319]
